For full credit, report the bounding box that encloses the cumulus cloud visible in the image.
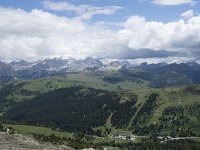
[152,0,196,6]
[0,7,84,60]
[0,7,200,62]
[0,7,124,61]
[117,15,200,52]
[43,1,123,20]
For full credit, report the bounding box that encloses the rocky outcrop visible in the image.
[0,132,73,150]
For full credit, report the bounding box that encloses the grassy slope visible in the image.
[3,71,149,103]
[1,72,200,136]
[6,124,73,138]
[147,85,200,125]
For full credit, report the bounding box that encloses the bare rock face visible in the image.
[0,132,73,150]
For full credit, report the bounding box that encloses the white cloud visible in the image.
[43,1,123,20]
[138,0,148,4]
[117,14,200,51]
[152,0,196,6]
[120,57,195,65]
[181,10,194,19]
[0,7,200,62]
[0,7,122,61]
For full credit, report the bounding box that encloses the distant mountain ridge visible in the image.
[1,58,200,87]
[0,61,16,80]
[1,57,132,79]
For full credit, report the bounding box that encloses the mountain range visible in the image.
[0,57,200,149]
[1,58,200,87]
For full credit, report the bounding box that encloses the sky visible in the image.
[0,0,200,63]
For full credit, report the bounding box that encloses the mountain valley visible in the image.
[0,58,200,149]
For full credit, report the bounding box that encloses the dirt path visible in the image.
[177,97,182,106]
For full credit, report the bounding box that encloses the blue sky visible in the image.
[0,0,200,62]
[1,0,199,22]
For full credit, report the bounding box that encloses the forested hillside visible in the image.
[4,87,138,134]
[0,70,200,150]
[1,83,200,137]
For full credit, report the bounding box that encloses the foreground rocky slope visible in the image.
[0,132,73,150]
